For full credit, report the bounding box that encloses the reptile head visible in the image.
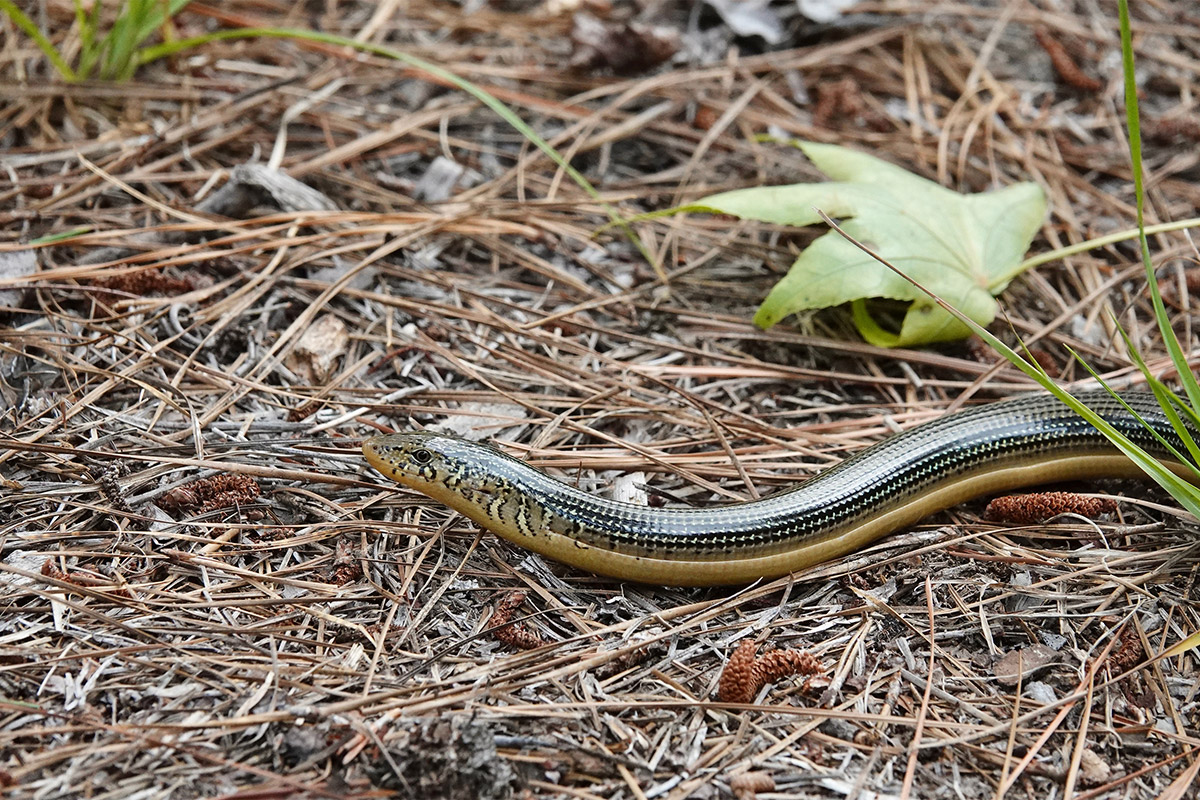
[363,431,514,503]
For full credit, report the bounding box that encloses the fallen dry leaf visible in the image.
[285,313,349,384]
[994,643,1058,687]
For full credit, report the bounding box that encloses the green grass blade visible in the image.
[1067,340,1200,476]
[1001,348,1200,515]
[816,209,1200,519]
[72,0,93,59]
[72,0,86,35]
[1165,390,1200,429]
[31,226,92,244]
[1118,0,1200,414]
[1110,324,1200,467]
[77,0,106,79]
[100,0,147,80]
[132,0,166,42]
[1146,272,1200,408]
[132,0,189,44]
[0,0,77,80]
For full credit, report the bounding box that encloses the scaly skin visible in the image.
[363,392,1198,586]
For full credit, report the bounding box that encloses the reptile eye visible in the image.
[409,448,433,465]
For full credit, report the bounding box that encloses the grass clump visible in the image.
[1,0,190,82]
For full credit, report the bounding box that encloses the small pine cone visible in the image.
[594,641,659,680]
[200,489,255,513]
[91,269,193,296]
[730,771,775,799]
[201,474,261,506]
[751,648,823,686]
[492,591,527,623]
[985,491,1117,524]
[41,560,133,598]
[718,640,823,703]
[1109,626,1147,674]
[497,626,547,651]
[489,591,549,650]
[717,640,760,703]
[1033,27,1104,92]
[1025,347,1058,373]
[161,473,261,514]
[98,466,131,513]
[41,560,68,583]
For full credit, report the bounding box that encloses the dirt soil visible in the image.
[3,1,1200,798]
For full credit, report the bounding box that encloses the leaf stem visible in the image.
[1000,217,1200,287]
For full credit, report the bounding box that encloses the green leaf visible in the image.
[676,141,1046,347]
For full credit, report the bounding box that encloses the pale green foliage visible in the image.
[854,0,1200,529]
[1,0,191,82]
[674,141,1046,347]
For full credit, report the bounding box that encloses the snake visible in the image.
[363,391,1199,586]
